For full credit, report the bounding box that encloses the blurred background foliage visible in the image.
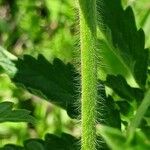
[0,0,77,146]
[0,0,150,146]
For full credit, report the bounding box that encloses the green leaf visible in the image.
[97,0,148,87]
[98,125,150,150]
[0,46,17,77]
[1,133,79,150]
[105,75,144,102]
[97,125,126,150]
[95,81,121,128]
[117,101,134,117]
[0,102,35,124]
[142,126,150,140]
[12,54,79,118]
[128,88,150,141]
[105,96,121,128]
[97,83,121,128]
[24,139,45,150]
[0,144,24,150]
[130,130,150,150]
[132,0,150,48]
[45,133,79,150]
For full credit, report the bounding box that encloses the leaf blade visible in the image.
[0,102,36,124]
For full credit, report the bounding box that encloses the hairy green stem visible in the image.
[78,0,97,150]
[127,89,150,142]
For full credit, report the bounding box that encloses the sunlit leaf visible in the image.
[0,46,17,77]
[97,0,148,87]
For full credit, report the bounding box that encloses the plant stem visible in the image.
[78,0,97,150]
[127,89,150,142]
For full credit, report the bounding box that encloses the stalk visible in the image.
[78,0,97,150]
[127,89,150,142]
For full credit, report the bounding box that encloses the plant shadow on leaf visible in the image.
[105,75,144,103]
[0,133,80,150]
[12,54,80,119]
